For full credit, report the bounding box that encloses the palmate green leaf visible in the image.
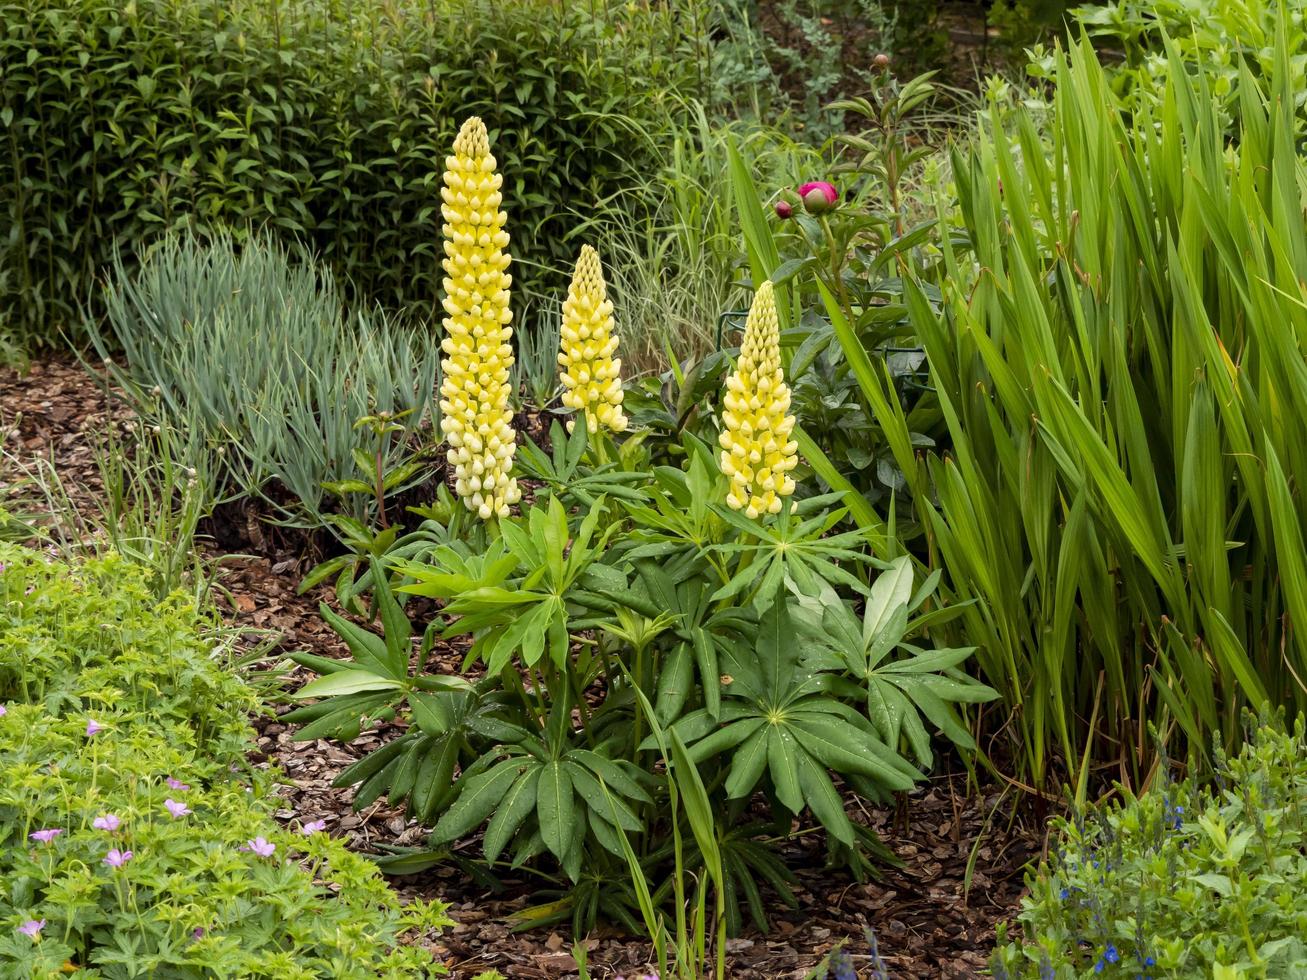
[571,750,653,804]
[654,641,694,725]
[793,745,854,846]
[432,758,525,845]
[409,692,456,735]
[369,558,411,679]
[285,692,392,742]
[333,734,415,791]
[644,704,755,751]
[412,736,461,823]
[723,725,770,799]
[766,726,804,814]
[862,556,913,648]
[883,678,976,751]
[536,760,575,861]
[484,599,555,674]
[293,670,403,699]
[757,587,795,704]
[317,602,393,678]
[693,627,722,720]
[687,718,765,767]
[867,680,933,766]
[565,761,643,833]
[788,712,917,790]
[877,646,983,676]
[484,765,541,864]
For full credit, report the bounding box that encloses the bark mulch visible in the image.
[2,355,1050,978]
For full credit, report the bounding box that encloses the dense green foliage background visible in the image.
[0,0,703,344]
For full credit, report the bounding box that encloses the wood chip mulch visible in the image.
[2,355,1052,978]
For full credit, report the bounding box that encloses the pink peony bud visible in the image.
[798,181,839,214]
[774,199,793,219]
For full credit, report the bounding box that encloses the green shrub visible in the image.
[90,231,439,532]
[992,717,1307,978]
[0,0,703,347]
[0,544,451,977]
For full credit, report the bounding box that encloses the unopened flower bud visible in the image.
[798,181,839,215]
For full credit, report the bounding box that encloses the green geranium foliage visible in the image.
[0,545,452,978]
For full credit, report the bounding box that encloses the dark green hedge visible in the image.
[0,0,704,345]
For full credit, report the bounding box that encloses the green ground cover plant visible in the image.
[0,544,451,977]
[0,0,704,346]
[993,716,1307,978]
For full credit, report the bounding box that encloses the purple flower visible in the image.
[0,704,7,717]
[18,919,45,939]
[300,819,327,835]
[164,799,191,819]
[29,828,62,844]
[93,814,121,832]
[241,836,276,858]
[774,199,793,219]
[192,926,206,940]
[86,718,102,737]
[103,848,133,868]
[166,777,190,791]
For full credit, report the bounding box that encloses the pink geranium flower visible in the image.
[18,919,45,939]
[164,799,191,819]
[301,819,327,835]
[241,837,276,858]
[103,848,133,868]
[29,828,62,844]
[85,718,102,737]
[93,814,121,832]
[166,777,190,791]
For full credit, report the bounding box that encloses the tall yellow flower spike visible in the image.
[439,116,521,520]
[558,245,627,435]
[718,280,799,518]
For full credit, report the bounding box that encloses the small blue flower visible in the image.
[1060,887,1071,900]
[1105,944,1120,964]
[1095,960,1107,974]
[1143,957,1156,967]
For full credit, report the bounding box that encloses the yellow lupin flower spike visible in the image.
[718,280,799,518]
[558,245,627,435]
[439,116,521,521]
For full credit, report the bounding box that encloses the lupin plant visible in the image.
[558,244,628,435]
[718,280,799,517]
[438,116,522,520]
